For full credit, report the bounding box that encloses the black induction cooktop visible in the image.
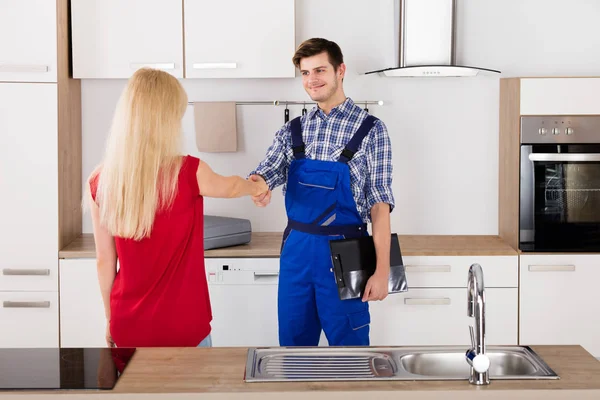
[0,347,136,391]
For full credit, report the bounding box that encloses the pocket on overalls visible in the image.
[298,169,338,191]
[347,309,370,331]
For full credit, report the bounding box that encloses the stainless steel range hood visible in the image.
[365,0,500,77]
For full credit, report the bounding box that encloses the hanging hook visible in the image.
[302,102,307,116]
[364,102,369,113]
[284,102,290,123]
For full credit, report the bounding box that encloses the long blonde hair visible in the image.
[95,68,188,240]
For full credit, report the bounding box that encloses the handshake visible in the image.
[248,175,272,207]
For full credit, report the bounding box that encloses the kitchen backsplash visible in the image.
[81,0,600,235]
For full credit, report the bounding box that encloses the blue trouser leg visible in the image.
[278,231,321,346]
[313,235,370,346]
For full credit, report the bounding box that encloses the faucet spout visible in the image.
[466,263,490,385]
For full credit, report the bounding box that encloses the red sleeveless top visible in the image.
[90,155,211,347]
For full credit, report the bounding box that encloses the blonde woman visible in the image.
[87,68,267,348]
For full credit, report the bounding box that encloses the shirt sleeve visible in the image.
[364,119,395,216]
[249,122,292,190]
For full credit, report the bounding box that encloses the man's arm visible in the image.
[362,120,395,302]
[248,122,293,207]
[249,122,292,190]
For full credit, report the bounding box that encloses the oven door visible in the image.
[520,144,600,251]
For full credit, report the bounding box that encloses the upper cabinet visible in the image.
[70,0,296,79]
[183,0,295,78]
[71,0,184,79]
[0,0,57,82]
[520,78,600,115]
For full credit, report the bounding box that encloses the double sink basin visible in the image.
[244,346,559,382]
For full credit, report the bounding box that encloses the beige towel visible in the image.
[194,102,238,152]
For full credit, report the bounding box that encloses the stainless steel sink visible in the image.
[244,346,559,382]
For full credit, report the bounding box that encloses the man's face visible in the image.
[300,52,345,103]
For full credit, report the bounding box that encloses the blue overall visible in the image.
[278,114,378,347]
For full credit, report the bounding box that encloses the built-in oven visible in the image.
[520,115,600,252]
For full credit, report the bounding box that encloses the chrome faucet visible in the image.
[466,263,490,385]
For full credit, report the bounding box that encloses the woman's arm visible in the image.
[196,159,268,198]
[88,188,117,344]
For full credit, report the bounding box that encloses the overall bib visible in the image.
[278,114,378,347]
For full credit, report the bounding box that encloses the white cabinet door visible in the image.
[71,0,184,78]
[184,0,295,78]
[370,288,518,346]
[205,258,279,346]
[0,84,58,292]
[520,255,600,358]
[402,256,518,288]
[0,0,57,82]
[520,78,600,115]
[59,259,107,348]
[0,291,59,348]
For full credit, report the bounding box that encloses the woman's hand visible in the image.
[106,321,115,348]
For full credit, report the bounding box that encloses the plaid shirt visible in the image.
[251,97,395,223]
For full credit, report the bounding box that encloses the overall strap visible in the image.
[290,116,305,160]
[338,115,378,164]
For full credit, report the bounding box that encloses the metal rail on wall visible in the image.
[188,100,384,122]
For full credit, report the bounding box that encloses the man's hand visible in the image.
[249,175,271,207]
[362,268,389,302]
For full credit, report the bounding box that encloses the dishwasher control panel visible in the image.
[204,258,279,285]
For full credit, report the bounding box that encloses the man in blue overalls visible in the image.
[249,38,395,346]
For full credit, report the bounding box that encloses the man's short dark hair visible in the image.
[292,38,344,71]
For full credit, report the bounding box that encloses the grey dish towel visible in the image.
[193,101,238,152]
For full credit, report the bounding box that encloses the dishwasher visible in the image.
[205,258,280,347]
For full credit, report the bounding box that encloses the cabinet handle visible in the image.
[193,62,237,69]
[2,268,50,276]
[528,265,576,272]
[129,63,175,70]
[0,63,49,73]
[405,265,451,273]
[404,298,451,306]
[3,301,51,308]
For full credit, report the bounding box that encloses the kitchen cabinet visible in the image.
[0,84,58,292]
[520,254,600,358]
[71,0,184,79]
[520,78,600,115]
[184,0,295,78]
[370,255,518,346]
[0,0,57,82]
[0,291,59,348]
[59,259,107,348]
[369,288,518,346]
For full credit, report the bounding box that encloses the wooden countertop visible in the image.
[6,346,600,399]
[59,233,517,259]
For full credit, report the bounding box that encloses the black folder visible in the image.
[329,233,408,300]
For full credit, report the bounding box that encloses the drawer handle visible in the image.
[3,301,51,308]
[528,265,576,272]
[2,268,50,276]
[0,63,49,73]
[405,265,451,273]
[404,298,451,306]
[129,63,175,70]
[193,62,237,69]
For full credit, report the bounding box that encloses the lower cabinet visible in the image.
[369,288,518,346]
[519,254,600,358]
[0,291,59,348]
[57,255,522,348]
[59,259,106,347]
